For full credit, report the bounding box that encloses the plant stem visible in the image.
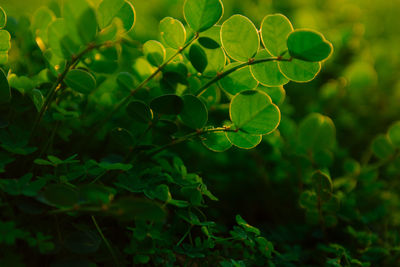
[196,57,292,97]
[91,215,120,267]
[146,127,234,157]
[30,42,113,141]
[91,33,200,133]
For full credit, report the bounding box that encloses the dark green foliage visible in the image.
[1,0,399,266]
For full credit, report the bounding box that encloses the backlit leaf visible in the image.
[183,0,223,32]
[260,14,293,57]
[160,17,186,49]
[221,15,259,62]
[65,69,96,94]
[287,29,333,62]
[230,90,281,135]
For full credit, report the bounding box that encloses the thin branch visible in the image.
[196,57,292,97]
[91,215,120,267]
[146,127,235,157]
[30,41,114,140]
[92,33,200,132]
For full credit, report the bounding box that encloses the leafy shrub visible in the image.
[0,0,399,266]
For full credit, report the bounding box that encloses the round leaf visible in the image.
[31,7,55,45]
[77,7,98,44]
[189,44,208,73]
[260,14,293,57]
[43,184,78,207]
[298,113,336,152]
[230,90,281,135]
[250,50,289,86]
[278,59,321,82]
[221,15,259,62]
[179,95,208,129]
[372,134,394,160]
[150,94,183,115]
[287,29,333,62]
[0,68,10,103]
[160,17,186,49]
[116,72,135,91]
[65,69,96,94]
[0,7,6,29]
[388,121,400,148]
[257,85,286,106]
[126,101,153,123]
[198,37,220,49]
[143,40,166,67]
[311,170,333,201]
[226,131,262,149]
[0,30,11,51]
[183,0,223,32]
[201,130,232,152]
[219,63,258,95]
[98,0,136,32]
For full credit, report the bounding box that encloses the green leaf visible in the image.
[189,44,208,73]
[287,29,333,62]
[31,7,55,45]
[181,186,203,205]
[388,121,400,148]
[0,50,7,64]
[0,30,11,51]
[372,134,394,160]
[77,7,98,44]
[116,72,135,91]
[43,184,79,207]
[251,50,289,86]
[65,69,96,94]
[98,0,136,32]
[200,26,226,75]
[150,94,183,115]
[110,128,134,148]
[31,89,44,112]
[258,85,286,105]
[62,0,93,44]
[47,18,79,58]
[99,162,132,171]
[221,15,259,62]
[298,113,336,152]
[260,14,293,57]
[311,170,333,201]
[183,0,223,32]
[201,129,232,152]
[108,197,166,222]
[179,95,208,129]
[33,159,54,166]
[150,184,172,202]
[160,17,186,49]
[198,37,219,49]
[230,90,281,135]
[0,6,6,29]
[236,215,261,235]
[0,68,10,103]
[143,40,166,67]
[78,184,115,204]
[226,130,262,149]
[126,101,153,123]
[278,59,321,82]
[219,63,258,95]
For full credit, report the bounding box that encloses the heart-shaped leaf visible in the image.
[230,90,281,135]
[183,0,223,32]
[287,29,333,62]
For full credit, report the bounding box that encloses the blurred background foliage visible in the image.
[1,0,400,265]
